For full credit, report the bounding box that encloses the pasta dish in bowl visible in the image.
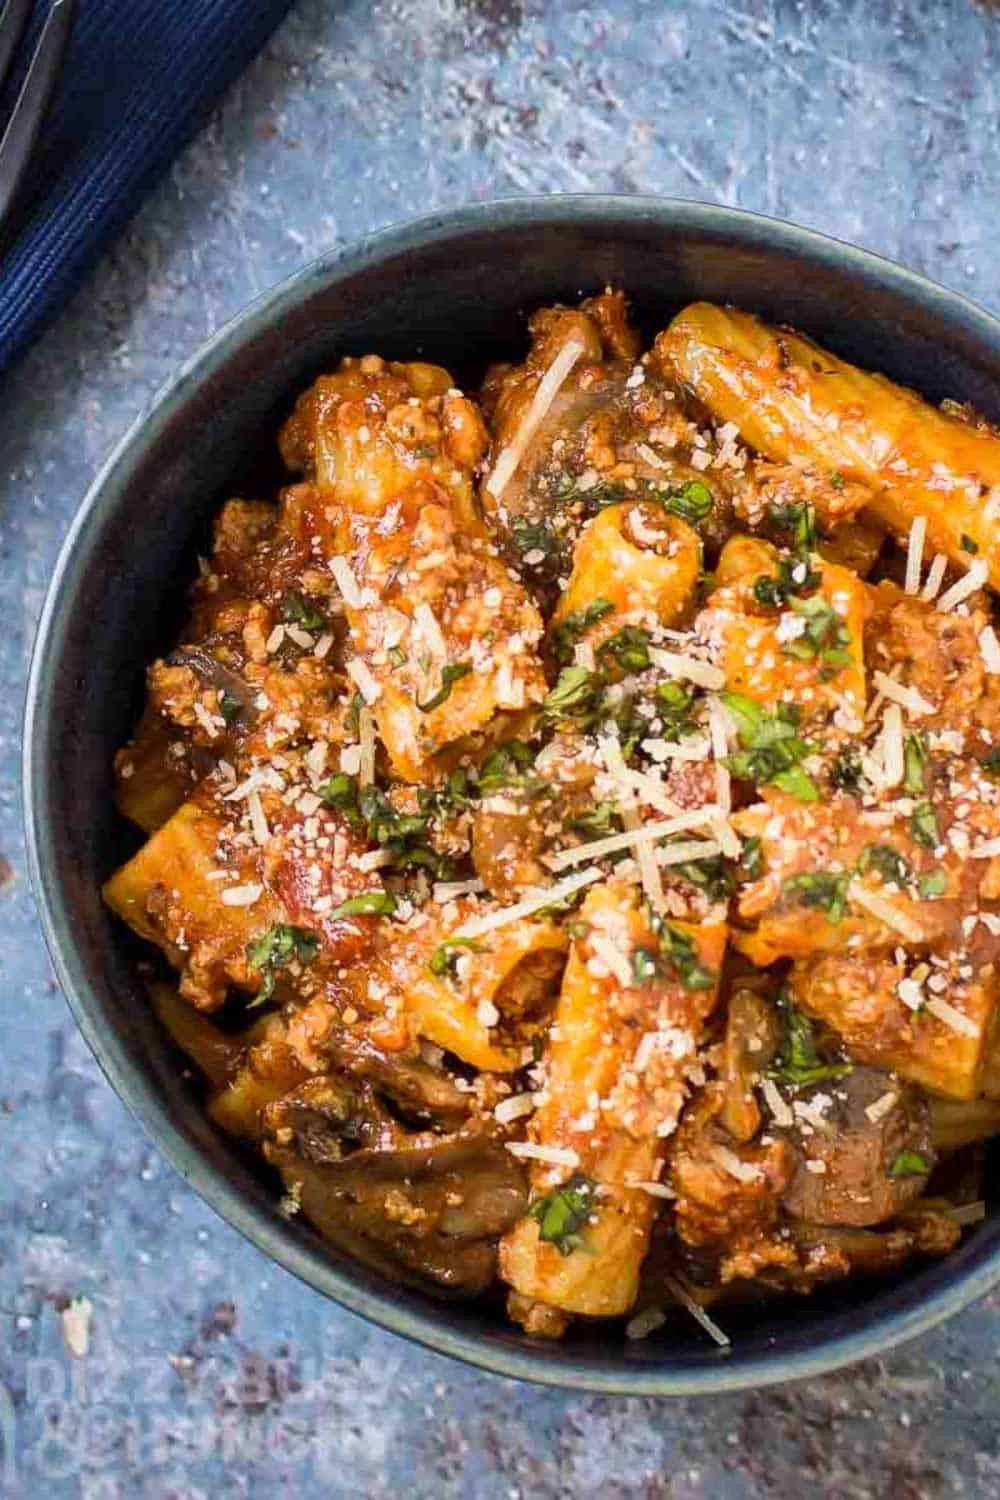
[102,286,1000,1349]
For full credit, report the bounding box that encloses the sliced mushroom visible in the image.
[778,1068,934,1228]
[262,1075,403,1162]
[330,1033,472,1130]
[267,1131,528,1295]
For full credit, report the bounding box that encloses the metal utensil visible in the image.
[0,0,75,235]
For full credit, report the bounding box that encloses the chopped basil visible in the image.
[327,891,397,922]
[570,802,621,836]
[419,767,478,818]
[388,644,407,668]
[768,501,817,552]
[753,553,821,608]
[830,470,846,491]
[782,594,852,670]
[528,1174,597,1256]
[429,936,485,979]
[654,679,699,740]
[888,1149,929,1178]
[219,691,241,725]
[318,772,362,824]
[722,693,819,801]
[246,924,320,1002]
[478,739,539,794]
[910,800,939,851]
[417,661,472,713]
[550,597,615,664]
[672,853,736,901]
[903,733,928,795]
[961,534,979,555]
[596,625,652,675]
[663,479,714,524]
[541,666,600,722]
[858,844,912,889]
[739,835,764,881]
[281,591,326,630]
[768,992,852,1089]
[511,518,558,561]
[830,747,862,793]
[631,946,661,986]
[652,917,716,991]
[982,746,1000,777]
[345,690,364,736]
[781,870,851,923]
[919,869,947,899]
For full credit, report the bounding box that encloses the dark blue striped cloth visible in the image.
[0,0,297,377]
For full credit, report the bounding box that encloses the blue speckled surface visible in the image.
[4,1,1000,1493]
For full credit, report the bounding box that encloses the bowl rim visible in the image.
[22,193,1000,1395]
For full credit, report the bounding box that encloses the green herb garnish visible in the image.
[888,1149,929,1178]
[919,869,947,899]
[570,802,621,836]
[219,691,241,725]
[961,534,979,555]
[781,870,851,923]
[768,992,852,1089]
[739,835,764,881]
[722,693,818,801]
[478,739,539,794]
[511,518,558,561]
[781,594,852,670]
[327,891,397,922]
[550,598,615,664]
[528,1174,597,1256]
[596,625,652,675]
[246,924,320,1002]
[281,591,326,630]
[541,666,600,722]
[830,747,862,793]
[982,747,1000,777]
[429,936,485,979]
[858,844,912,889]
[417,661,472,713]
[910,801,939,851]
[651,917,715,991]
[768,501,817,551]
[904,733,928,795]
[654,679,699,740]
[663,479,714,524]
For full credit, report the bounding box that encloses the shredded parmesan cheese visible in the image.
[505,1141,580,1168]
[979,625,1000,675]
[220,883,263,907]
[648,647,726,691]
[936,557,988,612]
[761,1077,793,1127]
[904,515,927,594]
[494,1092,539,1125]
[920,552,948,603]
[871,672,935,718]
[414,601,448,661]
[247,788,270,846]
[971,837,1000,859]
[626,1306,667,1341]
[358,706,377,787]
[948,1200,986,1226]
[330,555,364,608]
[849,882,924,941]
[881,702,904,787]
[545,809,722,873]
[707,697,732,815]
[656,838,723,867]
[708,1144,762,1182]
[663,1274,731,1348]
[348,658,382,705]
[453,867,603,940]
[925,996,980,1038]
[485,336,586,499]
[865,1090,898,1124]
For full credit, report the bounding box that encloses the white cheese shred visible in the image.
[904,515,927,594]
[920,552,948,603]
[936,557,989,613]
[663,1274,731,1349]
[925,996,980,1039]
[485,336,586,499]
[330,555,364,608]
[979,625,1000,675]
[648,647,726,691]
[849,882,924,941]
[871,672,935,718]
[454,867,603,940]
[708,1144,762,1182]
[505,1142,580,1168]
[347,658,382,705]
[545,809,722,873]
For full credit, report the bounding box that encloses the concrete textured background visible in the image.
[2,0,1000,1494]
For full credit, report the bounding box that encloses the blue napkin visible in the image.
[0,0,297,377]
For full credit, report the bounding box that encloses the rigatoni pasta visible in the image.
[105,290,1000,1342]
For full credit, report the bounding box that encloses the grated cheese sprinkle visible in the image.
[904,515,927,594]
[453,867,603,940]
[663,1274,731,1348]
[505,1141,580,1168]
[348,658,382,705]
[920,552,948,603]
[979,625,1000,675]
[871,672,935,718]
[936,557,989,612]
[545,808,723,873]
[330,556,364,608]
[485,336,587,499]
[708,1144,762,1182]
[648,647,726,691]
[925,996,980,1038]
[220,883,263,907]
[849,882,924,941]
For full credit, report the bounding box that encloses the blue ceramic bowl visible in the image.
[23,197,1000,1393]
